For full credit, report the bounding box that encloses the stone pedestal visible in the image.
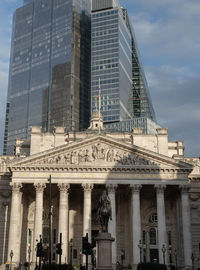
[95,232,115,270]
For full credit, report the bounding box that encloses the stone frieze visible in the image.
[36,143,157,166]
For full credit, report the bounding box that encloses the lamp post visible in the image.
[162,244,166,265]
[79,249,82,267]
[121,249,125,267]
[138,240,143,264]
[191,253,194,270]
[168,247,172,265]
[174,249,178,270]
[35,239,38,269]
[10,250,14,270]
[48,175,52,267]
[69,239,73,270]
[28,246,31,270]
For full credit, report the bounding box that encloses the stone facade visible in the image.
[0,115,200,270]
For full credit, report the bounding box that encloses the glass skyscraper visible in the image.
[4,0,91,155]
[4,0,157,154]
[91,0,155,124]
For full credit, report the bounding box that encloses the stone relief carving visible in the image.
[190,193,200,217]
[0,159,7,172]
[0,157,15,172]
[37,143,156,166]
[189,193,200,201]
[194,159,200,173]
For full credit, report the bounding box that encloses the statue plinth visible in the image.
[95,232,115,270]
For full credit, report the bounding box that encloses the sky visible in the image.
[0,0,200,157]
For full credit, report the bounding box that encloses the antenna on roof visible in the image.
[98,78,101,134]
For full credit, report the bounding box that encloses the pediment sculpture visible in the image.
[37,143,156,166]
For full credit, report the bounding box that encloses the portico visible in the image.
[0,112,197,269]
[6,132,193,269]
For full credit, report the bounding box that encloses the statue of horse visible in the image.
[97,191,112,232]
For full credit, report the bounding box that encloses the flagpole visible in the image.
[98,78,101,134]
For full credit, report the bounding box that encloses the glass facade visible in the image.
[104,117,161,134]
[4,0,91,155]
[91,7,132,123]
[23,0,34,4]
[91,1,156,125]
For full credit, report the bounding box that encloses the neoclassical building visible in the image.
[0,113,200,269]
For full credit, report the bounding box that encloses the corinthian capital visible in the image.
[179,184,190,194]
[130,184,142,193]
[154,184,166,194]
[106,184,117,193]
[57,183,70,193]
[82,183,94,192]
[34,183,46,192]
[10,182,22,192]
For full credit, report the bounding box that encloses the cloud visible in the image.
[0,1,199,157]
[129,0,200,68]
[146,65,200,157]
[122,0,200,157]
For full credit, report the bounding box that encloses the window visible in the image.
[28,229,32,245]
[150,228,157,245]
[168,231,172,246]
[149,213,158,223]
[142,231,146,245]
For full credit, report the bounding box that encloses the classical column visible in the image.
[58,183,70,264]
[180,185,192,267]
[2,202,9,264]
[155,184,167,264]
[82,183,94,242]
[7,183,22,264]
[82,183,94,265]
[106,184,117,266]
[131,184,142,266]
[33,183,46,261]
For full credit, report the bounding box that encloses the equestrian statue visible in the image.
[97,190,112,232]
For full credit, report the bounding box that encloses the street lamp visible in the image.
[121,249,125,267]
[162,244,166,265]
[28,246,31,270]
[191,253,194,270]
[48,175,52,267]
[79,249,82,267]
[138,240,143,263]
[174,249,178,270]
[168,247,172,265]
[35,239,38,269]
[10,250,14,270]
[69,239,73,270]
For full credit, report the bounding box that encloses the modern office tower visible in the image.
[3,0,91,155]
[91,0,156,125]
[104,117,161,134]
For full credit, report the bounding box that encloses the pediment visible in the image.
[9,135,193,172]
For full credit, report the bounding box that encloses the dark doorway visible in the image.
[150,249,159,263]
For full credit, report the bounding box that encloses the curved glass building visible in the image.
[91,0,156,124]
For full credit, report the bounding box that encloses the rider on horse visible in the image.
[97,190,112,232]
